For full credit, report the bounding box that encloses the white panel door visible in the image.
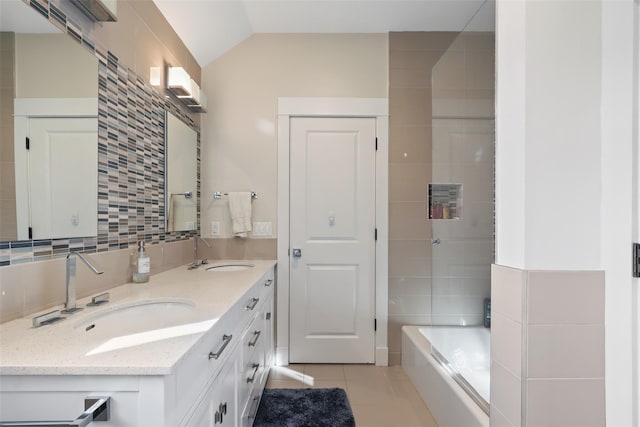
[289,117,376,363]
[28,117,98,239]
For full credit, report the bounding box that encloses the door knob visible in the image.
[292,248,302,258]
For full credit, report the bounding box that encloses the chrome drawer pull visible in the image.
[247,363,260,383]
[264,279,273,287]
[245,297,259,311]
[248,330,261,347]
[209,334,233,360]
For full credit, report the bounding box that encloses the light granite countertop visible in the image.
[0,260,276,376]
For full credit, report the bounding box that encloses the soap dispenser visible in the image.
[133,241,150,283]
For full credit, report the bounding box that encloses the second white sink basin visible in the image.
[75,298,196,336]
[205,263,254,272]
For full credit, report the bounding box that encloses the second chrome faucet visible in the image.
[188,236,211,270]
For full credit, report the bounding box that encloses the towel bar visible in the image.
[0,396,110,427]
[171,191,193,199]
[213,191,258,200]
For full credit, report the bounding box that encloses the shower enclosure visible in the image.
[428,1,495,414]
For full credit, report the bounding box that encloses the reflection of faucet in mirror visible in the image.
[63,251,104,314]
[188,236,211,270]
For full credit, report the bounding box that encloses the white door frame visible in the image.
[276,97,389,366]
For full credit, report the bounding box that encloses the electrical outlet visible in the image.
[211,221,221,237]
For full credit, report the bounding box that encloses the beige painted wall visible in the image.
[0,32,16,241]
[200,33,388,238]
[15,34,98,98]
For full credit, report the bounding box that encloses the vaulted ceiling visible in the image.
[153,0,495,67]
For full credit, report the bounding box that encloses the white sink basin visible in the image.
[204,263,254,272]
[75,298,196,336]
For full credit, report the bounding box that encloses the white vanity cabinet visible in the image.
[186,267,275,427]
[185,357,238,427]
[0,263,276,427]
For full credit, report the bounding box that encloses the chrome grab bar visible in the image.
[209,334,233,360]
[245,298,259,311]
[0,396,111,427]
[248,330,261,347]
[246,363,260,383]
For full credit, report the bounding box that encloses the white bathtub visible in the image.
[402,325,490,427]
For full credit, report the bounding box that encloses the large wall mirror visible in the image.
[165,112,197,232]
[0,0,98,242]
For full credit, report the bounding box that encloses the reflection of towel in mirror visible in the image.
[228,192,252,238]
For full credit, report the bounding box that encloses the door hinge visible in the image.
[28,227,33,239]
[633,243,640,278]
[25,137,30,150]
[375,228,377,241]
[375,137,378,151]
[288,248,290,257]
[374,318,377,331]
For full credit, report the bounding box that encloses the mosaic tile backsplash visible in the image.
[0,0,200,267]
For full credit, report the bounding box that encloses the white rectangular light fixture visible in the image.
[149,67,161,87]
[178,79,200,104]
[167,67,192,97]
[189,89,208,113]
[70,0,117,22]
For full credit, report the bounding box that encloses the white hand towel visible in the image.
[228,192,252,238]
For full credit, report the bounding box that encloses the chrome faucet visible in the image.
[63,251,104,314]
[188,235,211,270]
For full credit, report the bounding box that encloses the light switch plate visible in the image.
[211,221,221,236]
[252,222,272,237]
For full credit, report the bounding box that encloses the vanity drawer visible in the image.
[241,387,263,427]
[175,305,241,422]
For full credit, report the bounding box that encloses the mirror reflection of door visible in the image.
[165,112,197,232]
[17,117,98,240]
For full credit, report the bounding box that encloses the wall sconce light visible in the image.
[167,67,192,97]
[166,66,208,113]
[70,0,117,22]
[189,89,208,113]
[149,67,161,87]
[177,79,199,103]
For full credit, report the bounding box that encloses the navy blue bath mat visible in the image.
[253,388,356,427]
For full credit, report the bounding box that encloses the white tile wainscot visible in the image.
[0,260,276,427]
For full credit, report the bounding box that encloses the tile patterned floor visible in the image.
[266,364,439,427]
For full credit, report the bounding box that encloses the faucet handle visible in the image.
[87,292,110,306]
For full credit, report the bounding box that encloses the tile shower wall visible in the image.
[388,32,458,365]
[430,32,494,327]
[0,0,200,268]
[388,32,495,364]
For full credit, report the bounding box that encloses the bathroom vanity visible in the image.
[0,261,276,426]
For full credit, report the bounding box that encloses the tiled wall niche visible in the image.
[0,0,200,268]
